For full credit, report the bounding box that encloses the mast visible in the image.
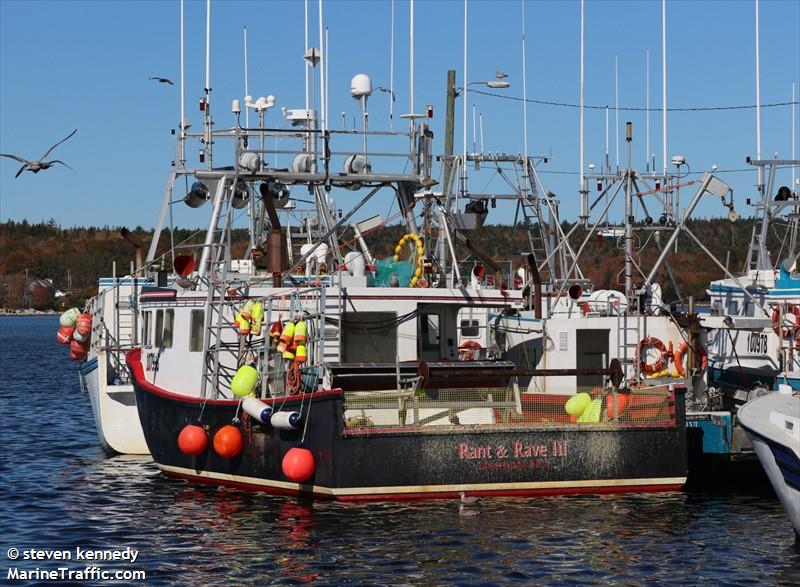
[204,0,212,168]
[579,0,586,220]
[755,0,763,192]
[461,0,468,207]
[304,0,309,110]
[243,27,249,128]
[615,54,619,171]
[389,0,395,130]
[179,0,185,166]
[625,122,633,300]
[318,0,325,133]
[522,0,529,196]
[645,48,650,173]
[661,0,667,176]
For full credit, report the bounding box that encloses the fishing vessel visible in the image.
[701,158,800,460]
[123,32,688,498]
[737,387,800,537]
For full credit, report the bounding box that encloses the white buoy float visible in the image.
[271,411,301,430]
[242,397,273,424]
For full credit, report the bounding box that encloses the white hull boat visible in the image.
[738,388,800,537]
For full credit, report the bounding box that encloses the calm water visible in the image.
[1,315,799,586]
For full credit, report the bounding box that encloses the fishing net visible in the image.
[369,257,415,287]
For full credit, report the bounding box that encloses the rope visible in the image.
[286,362,301,395]
[471,88,799,112]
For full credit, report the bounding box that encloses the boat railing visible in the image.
[341,383,679,432]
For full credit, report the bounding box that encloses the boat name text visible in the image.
[458,439,568,461]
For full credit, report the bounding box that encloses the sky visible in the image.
[1,0,798,230]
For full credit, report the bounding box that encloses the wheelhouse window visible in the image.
[461,319,480,338]
[154,310,164,348]
[142,311,151,348]
[341,311,397,362]
[163,309,174,348]
[189,309,205,352]
[153,309,175,349]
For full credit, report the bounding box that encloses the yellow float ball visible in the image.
[564,392,592,417]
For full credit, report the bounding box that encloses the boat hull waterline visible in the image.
[129,350,688,501]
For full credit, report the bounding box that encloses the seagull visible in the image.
[495,71,508,79]
[149,76,174,85]
[459,491,480,505]
[0,129,77,178]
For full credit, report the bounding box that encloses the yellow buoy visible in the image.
[231,365,259,397]
[564,392,592,417]
[577,398,602,423]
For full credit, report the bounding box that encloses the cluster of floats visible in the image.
[57,8,800,519]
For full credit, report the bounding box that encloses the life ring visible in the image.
[393,233,425,287]
[638,336,667,374]
[458,339,482,361]
[771,303,800,338]
[673,341,708,377]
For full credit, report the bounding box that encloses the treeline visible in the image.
[0,216,781,309]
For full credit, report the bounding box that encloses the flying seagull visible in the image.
[149,76,174,85]
[0,129,77,178]
[495,71,508,79]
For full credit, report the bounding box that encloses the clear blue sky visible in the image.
[1,0,798,229]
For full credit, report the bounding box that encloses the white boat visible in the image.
[737,387,800,537]
[81,276,150,455]
[701,160,800,459]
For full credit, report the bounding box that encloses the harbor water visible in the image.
[2,316,799,585]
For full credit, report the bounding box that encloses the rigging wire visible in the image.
[471,88,799,112]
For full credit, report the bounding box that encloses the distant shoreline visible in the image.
[0,309,58,316]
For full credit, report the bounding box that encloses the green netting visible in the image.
[369,257,415,287]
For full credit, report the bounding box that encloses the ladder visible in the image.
[616,298,642,380]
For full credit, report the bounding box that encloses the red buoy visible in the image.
[69,339,89,360]
[56,325,74,345]
[213,425,243,458]
[282,446,315,482]
[178,424,208,456]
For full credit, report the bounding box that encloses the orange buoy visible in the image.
[56,325,74,345]
[213,425,243,458]
[178,424,208,456]
[69,339,89,360]
[605,393,630,415]
[282,446,315,482]
[75,313,92,338]
[294,344,307,363]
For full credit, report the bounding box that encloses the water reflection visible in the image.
[2,317,800,585]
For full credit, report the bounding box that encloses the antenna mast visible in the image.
[243,27,249,127]
[318,0,325,133]
[390,0,395,130]
[204,0,212,167]
[661,0,667,176]
[461,0,468,208]
[615,54,619,171]
[645,48,650,173]
[755,0,763,192]
[179,0,185,166]
[305,0,309,110]
[522,0,529,196]
[579,0,586,219]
